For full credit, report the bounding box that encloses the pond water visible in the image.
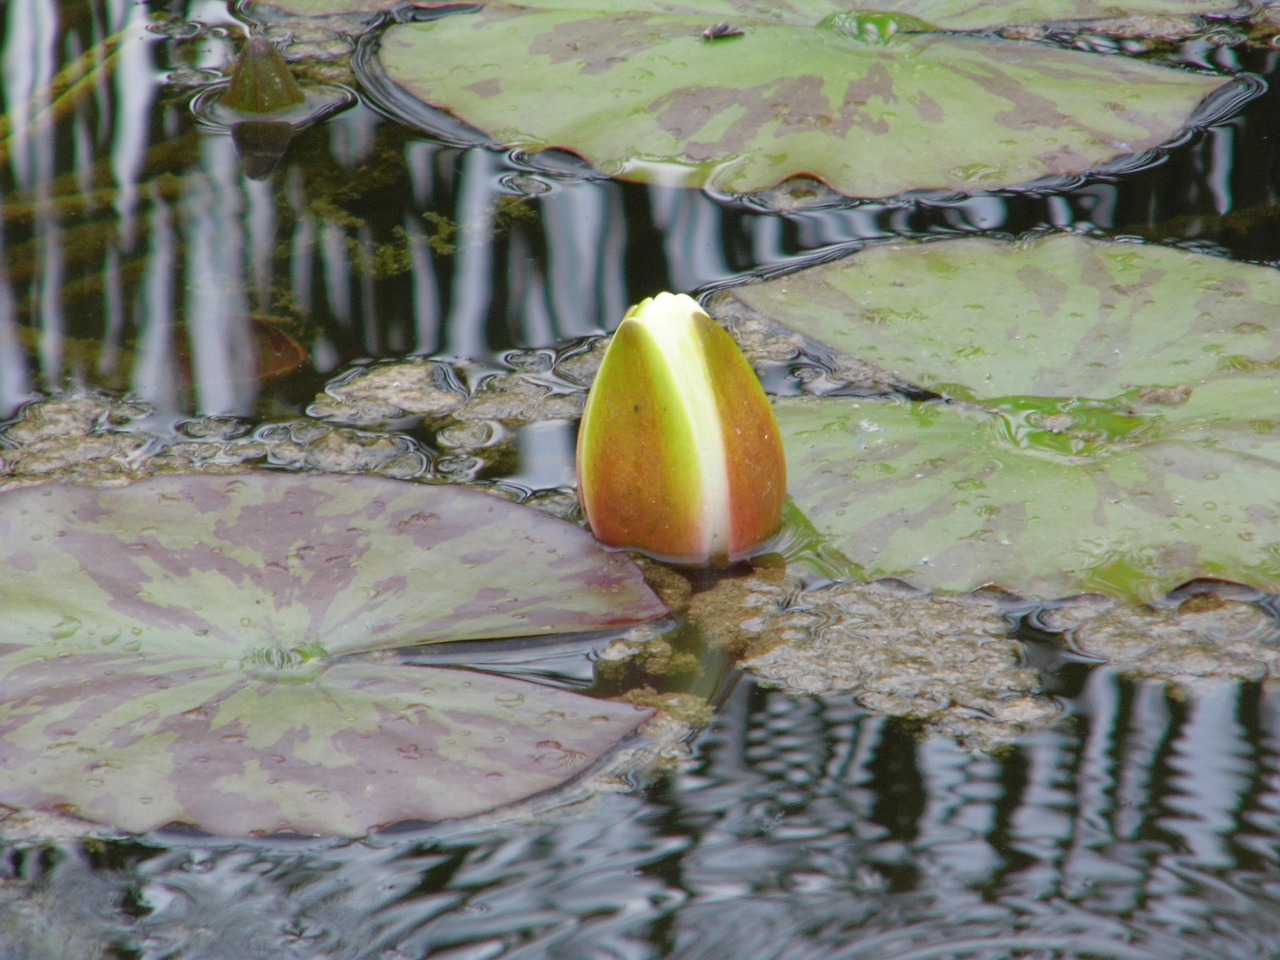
[4,2,1280,958]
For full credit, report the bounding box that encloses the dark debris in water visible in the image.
[0,394,431,488]
[646,557,1280,749]
[307,356,585,426]
[0,397,154,483]
[307,359,467,424]
[736,578,1061,750]
[637,561,1057,749]
[1032,580,1280,684]
[455,372,584,423]
[306,303,906,438]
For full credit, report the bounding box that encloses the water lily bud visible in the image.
[222,37,305,116]
[577,292,786,566]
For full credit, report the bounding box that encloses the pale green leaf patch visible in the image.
[360,1,1237,197]
[776,395,1280,603]
[0,472,666,837]
[253,0,1239,33]
[719,235,1280,401]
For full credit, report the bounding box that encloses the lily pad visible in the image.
[715,233,1280,602]
[362,2,1234,196]
[260,0,1241,32]
[0,472,665,836]
[776,396,1280,603]
[713,234,1280,401]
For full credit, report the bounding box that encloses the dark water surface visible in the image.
[5,674,1280,959]
[4,2,1280,958]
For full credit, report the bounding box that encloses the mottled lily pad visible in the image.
[776,396,1280,603]
[0,472,665,836]
[257,0,1239,32]
[718,233,1280,602]
[362,2,1233,196]
[713,234,1280,402]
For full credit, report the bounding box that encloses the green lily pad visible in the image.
[777,395,1280,603]
[743,234,1280,602]
[715,234,1280,401]
[797,1,1239,31]
[363,2,1232,197]
[0,472,665,836]
[259,0,1238,32]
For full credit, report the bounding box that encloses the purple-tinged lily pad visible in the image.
[0,472,665,836]
[359,2,1236,197]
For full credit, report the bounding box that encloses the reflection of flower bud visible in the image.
[576,293,786,566]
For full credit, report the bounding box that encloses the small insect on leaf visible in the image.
[700,22,743,41]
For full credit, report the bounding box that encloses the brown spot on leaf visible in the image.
[464,77,501,98]
[530,13,680,75]
[1137,385,1192,406]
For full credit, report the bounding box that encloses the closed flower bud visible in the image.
[576,292,786,566]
